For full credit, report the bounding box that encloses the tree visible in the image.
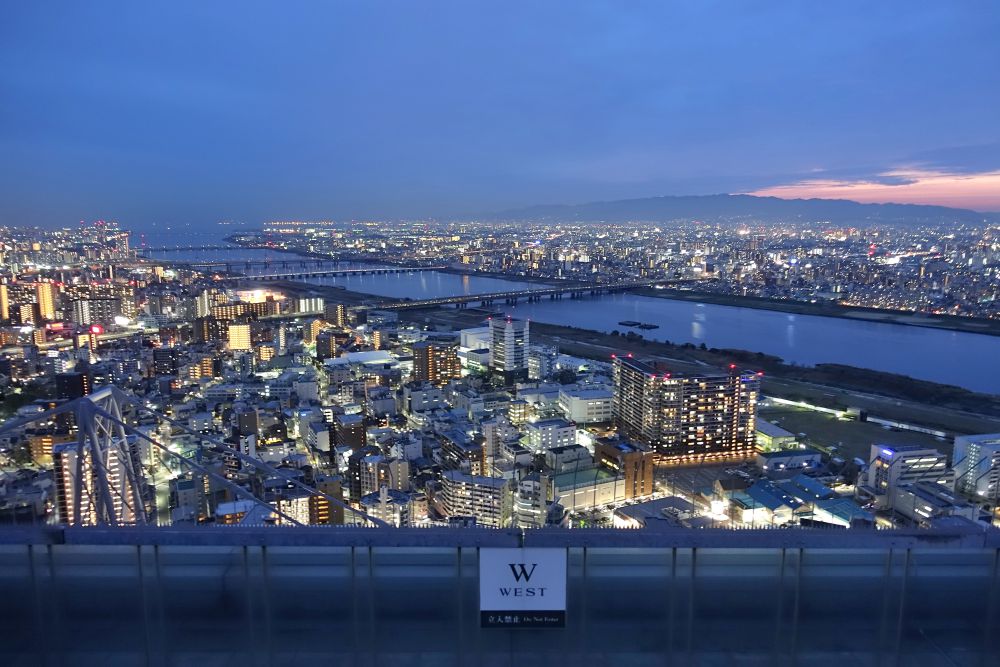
[555,368,578,385]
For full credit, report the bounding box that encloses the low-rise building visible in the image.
[558,385,613,424]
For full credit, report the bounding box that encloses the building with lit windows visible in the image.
[71,298,122,326]
[524,418,576,452]
[440,470,510,528]
[953,433,1000,499]
[323,301,347,328]
[489,317,528,383]
[858,444,952,510]
[52,441,136,526]
[594,439,655,500]
[412,341,462,384]
[558,385,613,424]
[35,281,58,321]
[227,323,252,351]
[612,356,759,462]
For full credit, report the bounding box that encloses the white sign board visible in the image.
[479,548,566,628]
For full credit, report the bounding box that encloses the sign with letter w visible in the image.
[480,548,566,628]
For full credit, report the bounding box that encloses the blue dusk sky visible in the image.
[1,1,999,229]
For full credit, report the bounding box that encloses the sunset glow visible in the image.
[748,169,1000,212]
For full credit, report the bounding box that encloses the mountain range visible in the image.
[490,194,998,225]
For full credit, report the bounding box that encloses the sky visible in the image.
[1,2,999,229]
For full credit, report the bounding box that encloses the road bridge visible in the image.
[138,245,241,254]
[171,257,341,272]
[248,265,447,280]
[377,279,693,310]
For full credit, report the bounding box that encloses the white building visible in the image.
[558,386,613,424]
[296,297,324,314]
[513,473,551,528]
[858,444,952,510]
[953,433,1000,499]
[489,317,529,380]
[524,418,576,452]
[440,470,510,528]
[891,481,978,525]
[551,468,626,512]
[401,382,445,414]
[481,416,521,460]
[305,421,331,452]
[459,326,491,351]
[528,345,558,380]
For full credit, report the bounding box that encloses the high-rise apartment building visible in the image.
[0,283,9,321]
[324,302,347,328]
[228,323,252,351]
[489,316,529,382]
[196,289,224,318]
[35,281,59,321]
[194,316,228,343]
[52,442,139,526]
[412,341,462,385]
[440,470,510,528]
[275,324,287,355]
[612,356,759,462]
[71,298,122,326]
[304,318,324,345]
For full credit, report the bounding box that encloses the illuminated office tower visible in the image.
[0,283,9,321]
[612,356,759,463]
[412,341,462,384]
[489,316,529,383]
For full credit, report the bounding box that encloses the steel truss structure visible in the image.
[0,386,384,527]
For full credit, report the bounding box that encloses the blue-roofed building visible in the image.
[812,497,876,528]
[779,474,838,502]
[743,480,804,525]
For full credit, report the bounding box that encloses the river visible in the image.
[137,230,998,394]
[302,271,1000,395]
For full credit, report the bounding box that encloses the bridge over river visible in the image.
[376,279,694,309]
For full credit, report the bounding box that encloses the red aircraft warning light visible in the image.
[90,324,104,335]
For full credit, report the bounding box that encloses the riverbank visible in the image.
[401,306,1000,433]
[633,287,1000,337]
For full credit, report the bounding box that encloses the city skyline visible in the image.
[1,2,999,228]
[2,4,1000,664]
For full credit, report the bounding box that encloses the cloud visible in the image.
[748,167,1000,212]
[904,142,1000,174]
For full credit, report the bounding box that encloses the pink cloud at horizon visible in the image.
[747,168,1000,212]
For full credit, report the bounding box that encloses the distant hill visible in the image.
[490,194,997,225]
